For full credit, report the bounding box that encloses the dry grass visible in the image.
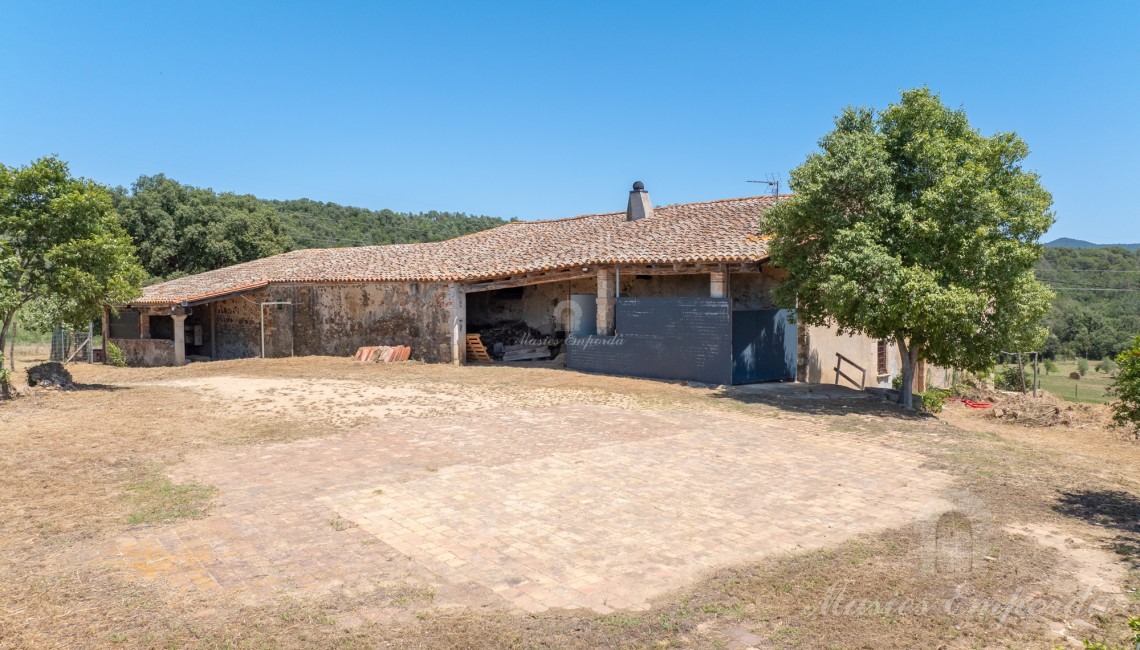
[1,356,1138,648]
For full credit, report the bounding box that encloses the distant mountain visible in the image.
[1045,237,1140,252]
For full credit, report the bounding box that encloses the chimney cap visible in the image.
[632,180,645,192]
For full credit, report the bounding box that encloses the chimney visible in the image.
[626,180,653,221]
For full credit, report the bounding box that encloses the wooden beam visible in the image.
[463,270,595,293]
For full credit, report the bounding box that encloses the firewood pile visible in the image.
[986,391,1110,429]
[469,321,553,361]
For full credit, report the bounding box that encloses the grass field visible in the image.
[1032,358,1116,405]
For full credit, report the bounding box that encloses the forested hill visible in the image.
[1046,237,1140,252]
[114,174,511,281]
[1036,245,1140,360]
[265,198,511,249]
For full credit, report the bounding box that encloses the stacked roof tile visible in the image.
[132,195,777,305]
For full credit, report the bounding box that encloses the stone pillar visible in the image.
[172,313,187,366]
[139,311,150,339]
[710,269,728,299]
[446,283,466,365]
[596,268,615,336]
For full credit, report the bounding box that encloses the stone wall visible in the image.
[112,338,176,367]
[213,290,269,360]
[729,269,782,311]
[208,282,454,363]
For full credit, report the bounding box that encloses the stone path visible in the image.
[76,404,952,613]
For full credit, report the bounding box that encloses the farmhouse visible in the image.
[109,183,944,389]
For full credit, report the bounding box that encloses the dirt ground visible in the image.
[1,354,1138,649]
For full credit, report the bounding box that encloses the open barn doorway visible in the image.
[465,279,595,362]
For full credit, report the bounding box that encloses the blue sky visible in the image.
[2,1,1137,243]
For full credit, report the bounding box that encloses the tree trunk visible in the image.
[0,310,13,399]
[896,335,918,410]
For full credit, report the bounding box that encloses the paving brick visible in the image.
[78,404,950,613]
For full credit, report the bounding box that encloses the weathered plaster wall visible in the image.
[112,338,175,367]
[800,327,953,390]
[802,325,893,389]
[209,282,453,363]
[293,282,452,362]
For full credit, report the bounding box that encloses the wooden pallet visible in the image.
[465,334,492,363]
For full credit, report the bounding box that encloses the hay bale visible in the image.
[1068,371,1081,381]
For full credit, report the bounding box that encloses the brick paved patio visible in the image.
[81,404,952,614]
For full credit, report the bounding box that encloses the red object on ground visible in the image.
[946,397,992,408]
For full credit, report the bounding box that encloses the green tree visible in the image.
[1077,357,1090,376]
[1109,337,1140,439]
[0,156,145,392]
[764,88,1055,409]
[1043,358,1058,375]
[113,174,293,279]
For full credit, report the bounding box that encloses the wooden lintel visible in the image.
[463,260,766,293]
[463,270,595,293]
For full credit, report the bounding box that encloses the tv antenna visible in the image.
[747,173,781,199]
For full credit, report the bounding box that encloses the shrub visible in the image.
[891,373,903,391]
[0,352,10,399]
[1095,357,1117,374]
[1109,336,1140,439]
[1043,359,1058,375]
[917,390,945,413]
[1077,357,1090,376]
[995,366,1028,391]
[106,341,126,367]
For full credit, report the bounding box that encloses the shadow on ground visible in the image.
[715,383,931,419]
[1054,489,1140,569]
[72,383,127,392]
[1054,490,1140,534]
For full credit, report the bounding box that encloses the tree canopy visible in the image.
[267,198,511,248]
[115,176,511,281]
[1109,335,1140,439]
[0,156,145,364]
[764,88,1056,408]
[1036,245,1139,360]
[113,175,294,281]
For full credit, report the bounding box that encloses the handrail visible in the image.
[834,352,867,389]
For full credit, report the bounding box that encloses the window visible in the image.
[877,340,889,376]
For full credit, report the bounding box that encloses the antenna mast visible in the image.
[746,173,782,200]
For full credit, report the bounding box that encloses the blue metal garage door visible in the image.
[731,309,797,384]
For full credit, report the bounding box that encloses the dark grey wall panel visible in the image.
[567,297,732,385]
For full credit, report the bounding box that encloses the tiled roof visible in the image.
[132,195,778,305]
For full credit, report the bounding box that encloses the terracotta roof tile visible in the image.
[133,195,778,305]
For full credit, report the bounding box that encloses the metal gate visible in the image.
[731,309,797,384]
